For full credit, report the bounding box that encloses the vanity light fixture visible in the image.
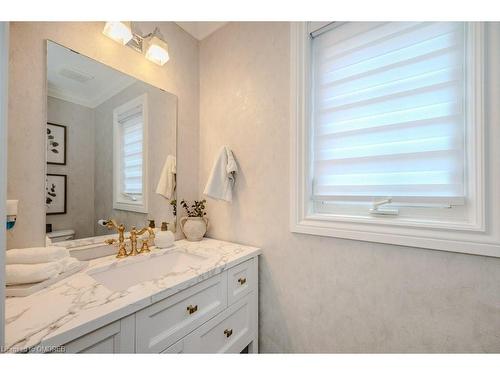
[102,22,133,45]
[103,22,170,66]
[145,35,170,66]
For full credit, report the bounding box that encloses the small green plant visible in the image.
[180,199,207,217]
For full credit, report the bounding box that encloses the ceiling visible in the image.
[47,42,136,108]
[175,22,228,40]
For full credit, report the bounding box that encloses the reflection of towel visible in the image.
[6,262,62,285]
[203,146,238,202]
[156,155,176,199]
[6,246,69,265]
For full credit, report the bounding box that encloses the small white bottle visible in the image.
[155,222,174,248]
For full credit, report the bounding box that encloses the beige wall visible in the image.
[199,22,500,352]
[7,22,199,249]
[47,97,95,239]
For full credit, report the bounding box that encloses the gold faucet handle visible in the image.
[116,243,128,258]
[141,239,150,253]
[105,238,117,245]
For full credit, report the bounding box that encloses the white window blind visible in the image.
[118,105,143,198]
[311,22,466,202]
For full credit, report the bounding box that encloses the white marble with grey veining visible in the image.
[5,238,260,352]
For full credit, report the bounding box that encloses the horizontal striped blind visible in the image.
[118,106,143,196]
[311,22,466,201]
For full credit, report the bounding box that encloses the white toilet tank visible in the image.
[47,229,75,243]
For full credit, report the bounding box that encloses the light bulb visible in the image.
[145,36,170,66]
[103,22,133,45]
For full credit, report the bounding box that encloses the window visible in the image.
[312,22,466,204]
[113,94,148,213]
[290,22,500,257]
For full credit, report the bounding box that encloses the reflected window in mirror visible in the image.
[113,94,148,213]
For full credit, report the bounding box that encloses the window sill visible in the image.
[291,215,500,258]
[309,210,485,232]
[113,201,148,214]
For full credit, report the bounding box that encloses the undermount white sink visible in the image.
[88,250,209,291]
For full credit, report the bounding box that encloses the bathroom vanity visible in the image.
[5,239,260,353]
[4,39,260,354]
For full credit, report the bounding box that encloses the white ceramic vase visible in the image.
[180,216,209,241]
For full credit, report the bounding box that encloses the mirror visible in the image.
[45,41,177,242]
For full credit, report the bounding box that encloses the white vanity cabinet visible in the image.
[59,256,258,353]
[135,272,228,352]
[63,316,135,353]
[182,292,257,353]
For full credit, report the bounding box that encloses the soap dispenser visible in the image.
[6,200,18,230]
[148,219,159,233]
[155,222,174,248]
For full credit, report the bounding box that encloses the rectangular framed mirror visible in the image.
[45,41,177,242]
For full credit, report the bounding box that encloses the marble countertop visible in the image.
[4,238,260,352]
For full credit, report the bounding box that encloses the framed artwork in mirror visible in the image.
[46,174,67,215]
[47,122,66,165]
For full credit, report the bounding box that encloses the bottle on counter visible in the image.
[148,219,159,232]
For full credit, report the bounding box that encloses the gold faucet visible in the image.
[104,219,155,258]
[128,226,155,256]
[103,219,128,258]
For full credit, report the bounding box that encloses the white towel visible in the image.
[203,146,238,202]
[6,262,62,285]
[156,155,176,200]
[5,256,81,285]
[58,256,81,273]
[6,246,69,265]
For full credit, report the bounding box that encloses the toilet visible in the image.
[46,229,76,243]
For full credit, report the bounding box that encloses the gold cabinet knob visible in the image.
[224,328,233,338]
[238,277,247,285]
[187,304,198,314]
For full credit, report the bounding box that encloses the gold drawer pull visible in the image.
[187,304,198,314]
[224,328,233,338]
[238,277,247,285]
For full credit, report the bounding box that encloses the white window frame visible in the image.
[290,22,500,258]
[113,94,149,213]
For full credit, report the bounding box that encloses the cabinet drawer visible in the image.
[161,339,184,353]
[136,273,227,353]
[62,315,135,353]
[183,292,255,353]
[227,258,256,305]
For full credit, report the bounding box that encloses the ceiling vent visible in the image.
[58,67,95,83]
